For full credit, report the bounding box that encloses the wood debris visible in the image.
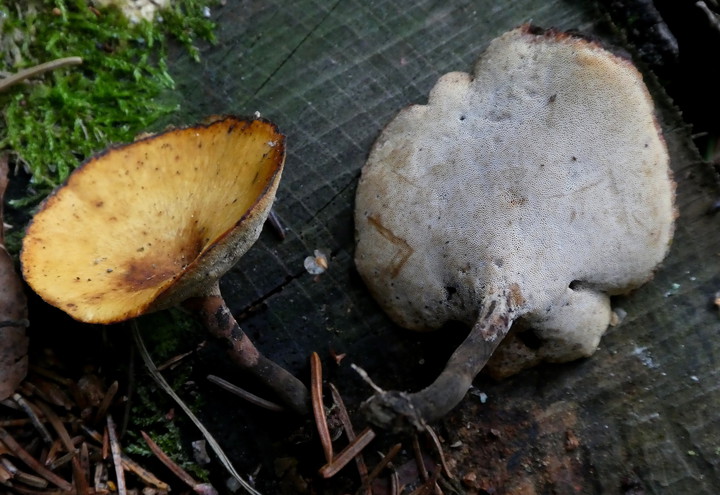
[310,351,464,493]
[0,359,175,494]
[142,431,217,495]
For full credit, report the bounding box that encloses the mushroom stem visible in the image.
[185,287,310,416]
[362,289,518,432]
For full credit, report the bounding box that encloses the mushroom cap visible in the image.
[355,27,674,362]
[22,117,285,324]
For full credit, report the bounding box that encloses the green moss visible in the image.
[137,308,204,363]
[124,375,210,481]
[0,0,216,199]
[0,0,218,479]
[2,229,23,256]
[126,309,210,481]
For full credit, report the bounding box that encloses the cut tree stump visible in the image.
[152,1,719,493]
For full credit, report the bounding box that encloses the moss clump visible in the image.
[137,308,205,364]
[0,0,218,479]
[126,309,210,480]
[124,378,210,481]
[0,0,216,201]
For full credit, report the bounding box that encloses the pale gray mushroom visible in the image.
[354,25,675,431]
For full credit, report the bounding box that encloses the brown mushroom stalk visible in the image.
[354,26,675,431]
[21,116,309,415]
[362,290,519,431]
[184,284,309,413]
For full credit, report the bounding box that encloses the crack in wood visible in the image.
[244,0,342,104]
[234,271,306,321]
[311,170,361,221]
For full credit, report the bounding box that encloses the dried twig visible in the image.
[310,352,333,464]
[0,457,18,476]
[0,427,72,490]
[362,442,402,492]
[412,433,430,482]
[207,375,284,412]
[142,431,218,495]
[12,394,52,444]
[106,415,126,495]
[33,400,75,453]
[0,57,83,92]
[350,363,385,394]
[79,425,102,444]
[158,345,202,371]
[93,462,106,493]
[15,470,49,488]
[120,453,169,490]
[132,322,261,495]
[34,399,91,493]
[411,434,445,495]
[329,383,370,491]
[45,439,64,468]
[0,458,49,489]
[0,462,12,483]
[318,427,376,479]
[390,468,400,495]
[407,467,443,495]
[78,442,90,474]
[22,380,73,410]
[102,428,110,460]
[266,209,286,240]
[47,452,74,472]
[71,456,91,495]
[0,418,33,427]
[140,431,196,486]
[94,381,118,425]
[329,383,355,438]
[0,398,20,411]
[85,441,169,491]
[77,442,91,495]
[27,365,73,387]
[424,426,454,480]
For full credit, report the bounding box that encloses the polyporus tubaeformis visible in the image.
[354,25,675,430]
[22,116,309,414]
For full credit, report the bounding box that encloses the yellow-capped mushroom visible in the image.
[22,116,308,414]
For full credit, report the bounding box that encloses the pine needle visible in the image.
[131,322,262,495]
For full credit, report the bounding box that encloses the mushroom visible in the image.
[21,116,309,414]
[354,26,675,431]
